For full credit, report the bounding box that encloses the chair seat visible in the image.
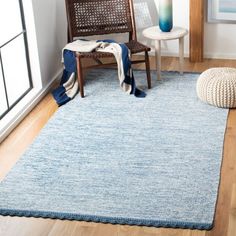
[76,40,151,58]
[77,51,114,58]
[125,40,151,54]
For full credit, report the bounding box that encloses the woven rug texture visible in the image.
[0,70,228,230]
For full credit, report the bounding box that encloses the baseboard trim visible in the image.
[143,50,190,58]
[204,53,236,60]
[0,70,62,143]
[141,51,236,60]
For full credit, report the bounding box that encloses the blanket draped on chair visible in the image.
[52,39,146,106]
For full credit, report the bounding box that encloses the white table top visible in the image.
[143,26,188,40]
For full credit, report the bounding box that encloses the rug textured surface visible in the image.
[0,70,228,230]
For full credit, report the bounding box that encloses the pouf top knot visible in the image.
[197,67,236,108]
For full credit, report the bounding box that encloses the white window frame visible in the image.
[0,0,42,142]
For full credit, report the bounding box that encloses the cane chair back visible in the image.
[66,0,137,42]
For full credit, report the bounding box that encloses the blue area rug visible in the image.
[0,70,228,230]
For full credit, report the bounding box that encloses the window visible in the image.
[0,0,32,120]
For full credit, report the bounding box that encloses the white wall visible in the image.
[31,0,67,87]
[204,23,236,59]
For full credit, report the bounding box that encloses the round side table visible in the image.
[143,26,188,80]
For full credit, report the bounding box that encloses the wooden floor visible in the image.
[1,56,236,236]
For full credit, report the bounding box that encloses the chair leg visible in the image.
[145,51,151,89]
[76,55,84,98]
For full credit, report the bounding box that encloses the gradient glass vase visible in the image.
[159,0,173,32]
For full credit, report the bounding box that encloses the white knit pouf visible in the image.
[196,67,236,108]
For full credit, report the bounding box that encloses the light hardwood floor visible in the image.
[1,56,236,236]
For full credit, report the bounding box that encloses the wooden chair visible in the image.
[65,0,151,97]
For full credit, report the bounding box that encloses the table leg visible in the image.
[179,37,184,75]
[155,40,161,80]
